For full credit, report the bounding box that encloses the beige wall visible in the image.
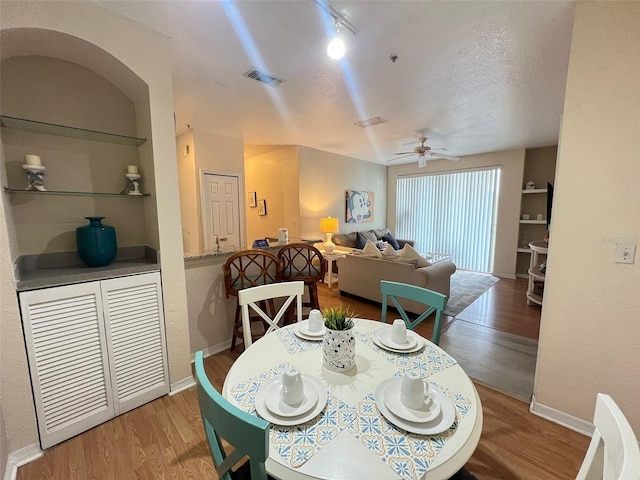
[298,146,388,239]
[178,128,246,254]
[245,146,300,243]
[387,150,525,278]
[184,259,236,355]
[1,1,192,460]
[534,2,640,433]
[1,55,146,254]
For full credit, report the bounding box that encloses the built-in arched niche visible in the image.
[0,28,158,260]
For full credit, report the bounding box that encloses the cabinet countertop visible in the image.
[15,246,160,291]
[16,259,160,291]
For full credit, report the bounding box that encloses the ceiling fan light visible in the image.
[327,36,345,60]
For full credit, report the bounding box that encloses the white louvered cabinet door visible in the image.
[19,283,116,449]
[100,272,169,415]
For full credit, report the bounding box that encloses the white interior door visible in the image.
[202,173,241,252]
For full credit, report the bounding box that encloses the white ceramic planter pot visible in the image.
[322,327,356,372]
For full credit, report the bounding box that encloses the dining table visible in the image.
[223,318,483,480]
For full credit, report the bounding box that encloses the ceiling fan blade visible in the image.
[387,153,415,162]
[393,151,414,155]
[427,152,460,161]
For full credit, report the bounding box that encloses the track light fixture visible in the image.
[327,21,345,60]
[314,0,358,60]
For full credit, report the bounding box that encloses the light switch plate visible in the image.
[615,243,636,264]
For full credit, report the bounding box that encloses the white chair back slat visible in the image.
[238,281,304,348]
[576,393,640,480]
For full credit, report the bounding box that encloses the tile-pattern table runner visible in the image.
[231,364,472,478]
[276,328,322,354]
[230,362,356,468]
[354,330,458,376]
[348,383,473,479]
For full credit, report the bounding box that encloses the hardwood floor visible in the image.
[17,279,590,480]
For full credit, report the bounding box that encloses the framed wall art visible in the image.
[346,189,374,223]
[258,199,267,216]
[248,191,257,207]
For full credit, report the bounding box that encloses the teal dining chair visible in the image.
[194,351,270,480]
[380,280,448,345]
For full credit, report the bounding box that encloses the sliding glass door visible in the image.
[396,167,500,272]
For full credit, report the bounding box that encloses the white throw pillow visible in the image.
[382,244,397,256]
[362,240,382,257]
[398,243,432,267]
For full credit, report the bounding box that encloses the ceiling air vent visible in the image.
[243,69,285,87]
[354,117,388,128]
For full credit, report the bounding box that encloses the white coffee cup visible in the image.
[390,319,408,344]
[400,371,432,410]
[308,309,323,332]
[282,367,304,406]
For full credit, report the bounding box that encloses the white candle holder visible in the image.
[23,164,47,191]
[125,173,142,195]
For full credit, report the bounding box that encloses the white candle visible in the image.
[25,154,41,166]
[127,165,138,174]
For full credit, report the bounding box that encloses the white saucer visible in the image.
[378,328,418,350]
[297,319,325,337]
[373,329,424,353]
[263,377,319,418]
[375,378,456,435]
[255,375,328,426]
[383,380,441,423]
[293,325,324,342]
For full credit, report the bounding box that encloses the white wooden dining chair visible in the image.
[238,281,304,348]
[575,393,640,480]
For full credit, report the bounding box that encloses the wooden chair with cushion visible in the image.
[223,250,283,351]
[277,244,325,314]
[576,393,640,480]
[380,280,448,345]
[194,351,270,480]
[238,281,304,348]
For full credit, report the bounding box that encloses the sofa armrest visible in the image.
[396,239,415,248]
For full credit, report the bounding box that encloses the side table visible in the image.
[319,251,347,288]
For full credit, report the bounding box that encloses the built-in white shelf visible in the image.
[0,115,146,146]
[520,219,546,224]
[521,188,548,194]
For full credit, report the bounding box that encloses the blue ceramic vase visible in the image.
[76,216,117,267]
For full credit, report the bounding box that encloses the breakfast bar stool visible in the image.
[223,250,283,351]
[277,244,325,316]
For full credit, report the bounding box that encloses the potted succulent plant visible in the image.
[321,305,357,372]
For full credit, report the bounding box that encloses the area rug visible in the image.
[445,270,500,317]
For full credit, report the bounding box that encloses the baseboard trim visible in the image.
[169,376,195,396]
[191,341,233,362]
[530,395,593,437]
[516,273,529,279]
[492,272,517,280]
[5,443,43,480]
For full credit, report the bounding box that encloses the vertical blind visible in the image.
[396,167,501,273]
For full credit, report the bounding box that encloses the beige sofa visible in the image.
[336,253,456,314]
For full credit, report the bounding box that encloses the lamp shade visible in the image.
[320,217,339,233]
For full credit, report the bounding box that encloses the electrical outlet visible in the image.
[615,243,636,264]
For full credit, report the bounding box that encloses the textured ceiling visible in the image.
[96,0,575,165]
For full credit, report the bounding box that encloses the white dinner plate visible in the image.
[255,375,328,426]
[297,319,326,337]
[263,377,319,418]
[293,325,324,342]
[372,329,424,353]
[377,328,418,350]
[375,378,456,435]
[383,381,441,423]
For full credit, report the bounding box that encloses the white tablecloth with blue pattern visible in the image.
[223,319,483,480]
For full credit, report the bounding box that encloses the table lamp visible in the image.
[320,217,339,253]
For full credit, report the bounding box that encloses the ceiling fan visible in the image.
[389,137,460,167]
